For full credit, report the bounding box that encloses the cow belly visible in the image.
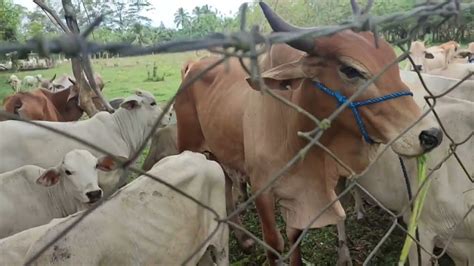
[194,87,247,171]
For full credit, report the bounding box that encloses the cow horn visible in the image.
[259,2,315,54]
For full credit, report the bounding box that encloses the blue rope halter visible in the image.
[313,81,413,144]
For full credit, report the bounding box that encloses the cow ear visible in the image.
[424,52,435,59]
[96,155,126,172]
[246,57,320,91]
[36,168,61,187]
[67,85,79,102]
[120,95,142,110]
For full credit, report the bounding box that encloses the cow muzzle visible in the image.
[419,127,443,152]
[86,189,103,203]
[413,65,423,72]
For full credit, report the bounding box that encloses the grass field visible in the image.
[0,52,198,103]
[0,51,452,265]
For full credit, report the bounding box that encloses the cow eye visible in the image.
[340,66,364,79]
[150,102,156,106]
[65,170,72,175]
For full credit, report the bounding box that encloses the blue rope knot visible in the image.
[313,81,413,144]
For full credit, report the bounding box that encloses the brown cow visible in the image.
[3,88,83,121]
[174,3,442,265]
[3,73,107,121]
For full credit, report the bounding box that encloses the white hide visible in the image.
[0,90,162,194]
[426,63,474,81]
[24,151,228,265]
[0,149,109,238]
[0,218,65,265]
[356,92,474,265]
[400,70,474,102]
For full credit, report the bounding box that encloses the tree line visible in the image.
[0,0,472,52]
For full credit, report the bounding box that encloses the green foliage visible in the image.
[173,4,240,38]
[0,0,23,41]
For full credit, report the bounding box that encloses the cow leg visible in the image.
[335,177,353,265]
[224,173,255,253]
[286,226,303,266]
[408,226,435,266]
[352,189,366,220]
[336,221,353,266]
[255,192,284,265]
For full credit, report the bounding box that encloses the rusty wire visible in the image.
[0,0,472,265]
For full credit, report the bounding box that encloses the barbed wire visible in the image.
[0,0,472,265]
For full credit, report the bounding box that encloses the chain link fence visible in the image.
[0,0,473,265]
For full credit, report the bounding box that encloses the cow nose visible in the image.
[414,65,423,71]
[419,127,443,151]
[86,190,103,203]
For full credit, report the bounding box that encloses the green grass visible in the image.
[0,53,198,104]
[229,198,406,265]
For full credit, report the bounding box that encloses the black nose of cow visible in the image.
[419,127,443,151]
[414,65,423,72]
[86,190,102,203]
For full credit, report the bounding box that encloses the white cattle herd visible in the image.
[0,40,472,265]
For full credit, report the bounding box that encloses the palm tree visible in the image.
[174,8,190,29]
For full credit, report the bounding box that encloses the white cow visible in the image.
[407,41,446,72]
[0,90,163,194]
[0,149,121,239]
[400,70,474,101]
[0,218,65,265]
[37,59,47,68]
[353,93,474,265]
[23,75,39,88]
[426,63,474,80]
[23,151,228,265]
[7,74,22,92]
[334,73,474,265]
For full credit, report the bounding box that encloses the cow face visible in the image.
[120,90,164,129]
[408,41,433,72]
[254,3,442,157]
[36,150,121,203]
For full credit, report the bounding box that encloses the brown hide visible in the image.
[175,31,428,263]
[3,88,83,121]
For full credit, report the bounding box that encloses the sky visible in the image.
[13,0,249,28]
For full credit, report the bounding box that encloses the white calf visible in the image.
[0,149,120,238]
[24,151,228,265]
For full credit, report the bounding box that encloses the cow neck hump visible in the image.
[111,108,149,158]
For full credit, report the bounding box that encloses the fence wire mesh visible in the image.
[0,0,473,265]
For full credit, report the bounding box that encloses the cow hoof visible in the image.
[337,244,352,266]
